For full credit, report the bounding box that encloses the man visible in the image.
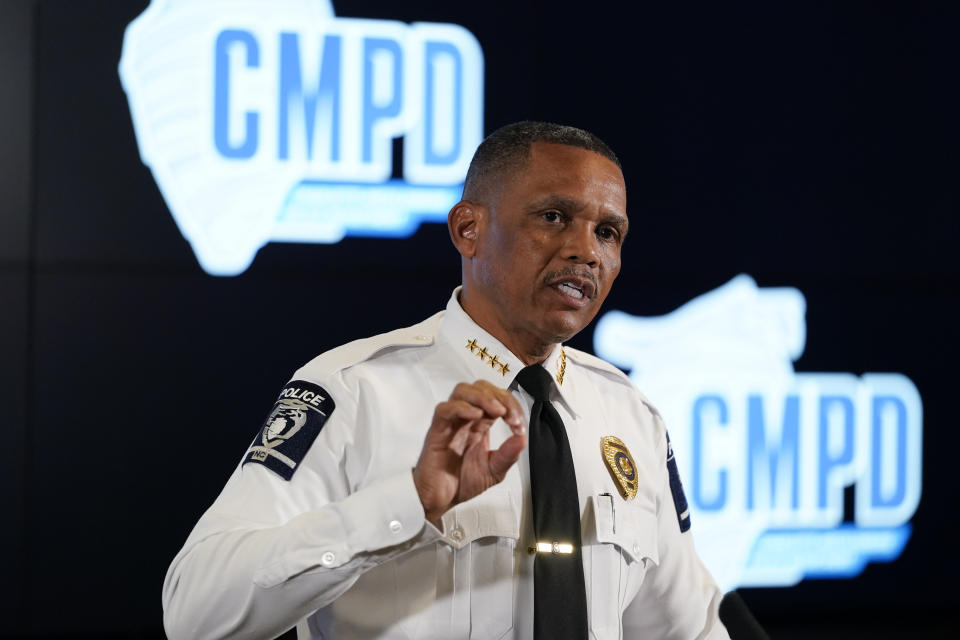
[163,122,730,639]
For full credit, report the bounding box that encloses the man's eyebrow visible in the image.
[527,194,583,211]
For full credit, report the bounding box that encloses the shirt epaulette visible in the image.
[563,347,631,384]
[294,311,442,381]
[564,347,665,422]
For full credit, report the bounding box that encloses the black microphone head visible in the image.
[719,591,770,640]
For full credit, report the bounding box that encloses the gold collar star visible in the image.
[464,338,511,376]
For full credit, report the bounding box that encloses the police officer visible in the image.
[162,122,731,639]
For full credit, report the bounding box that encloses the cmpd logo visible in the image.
[119,0,483,275]
[595,275,922,591]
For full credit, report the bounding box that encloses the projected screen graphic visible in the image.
[119,0,483,275]
[118,1,924,593]
[595,276,922,591]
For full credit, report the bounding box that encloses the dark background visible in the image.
[1,0,957,637]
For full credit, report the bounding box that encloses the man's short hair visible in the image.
[462,121,621,203]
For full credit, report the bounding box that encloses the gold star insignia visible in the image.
[465,340,510,375]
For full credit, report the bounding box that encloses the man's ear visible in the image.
[448,200,486,258]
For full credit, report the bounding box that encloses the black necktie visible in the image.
[516,364,588,640]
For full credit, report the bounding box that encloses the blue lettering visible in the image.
[278,32,342,161]
[423,41,462,165]
[871,395,908,509]
[362,37,403,163]
[747,394,800,510]
[214,29,259,158]
[817,395,855,509]
[692,394,728,511]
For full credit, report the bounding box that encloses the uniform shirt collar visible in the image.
[440,288,578,416]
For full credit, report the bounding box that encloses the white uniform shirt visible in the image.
[163,289,730,640]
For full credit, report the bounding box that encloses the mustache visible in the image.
[542,266,598,290]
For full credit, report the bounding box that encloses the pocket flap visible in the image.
[441,484,520,549]
[591,493,659,566]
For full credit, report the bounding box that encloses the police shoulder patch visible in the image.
[243,380,335,480]
[666,431,692,532]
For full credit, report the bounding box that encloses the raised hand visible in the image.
[412,380,527,527]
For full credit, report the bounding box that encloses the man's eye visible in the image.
[543,210,562,222]
[597,226,619,241]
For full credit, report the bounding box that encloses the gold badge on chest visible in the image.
[601,436,637,500]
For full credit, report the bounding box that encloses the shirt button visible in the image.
[389,519,402,533]
[633,543,641,556]
[321,551,336,567]
[415,335,430,341]
[450,527,464,542]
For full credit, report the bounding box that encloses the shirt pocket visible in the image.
[397,487,520,640]
[467,535,518,640]
[586,493,660,640]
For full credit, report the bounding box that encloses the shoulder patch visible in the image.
[243,381,335,480]
[666,431,691,532]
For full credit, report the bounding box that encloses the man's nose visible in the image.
[562,223,600,266]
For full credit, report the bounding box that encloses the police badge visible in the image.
[601,435,638,500]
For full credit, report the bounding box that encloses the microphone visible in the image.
[719,591,770,640]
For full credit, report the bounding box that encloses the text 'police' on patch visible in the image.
[243,381,335,480]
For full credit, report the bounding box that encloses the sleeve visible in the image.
[161,372,441,640]
[621,419,730,640]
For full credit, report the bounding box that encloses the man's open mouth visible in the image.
[549,274,596,302]
[557,282,586,300]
